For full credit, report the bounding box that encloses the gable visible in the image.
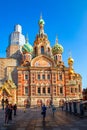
[31,55,54,67]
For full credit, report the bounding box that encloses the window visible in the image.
[35,47,37,55]
[43,87,45,94]
[25,87,28,95]
[78,85,81,92]
[71,88,73,93]
[56,55,57,60]
[48,48,50,52]
[59,74,62,80]
[48,87,50,94]
[75,88,77,93]
[42,74,45,79]
[60,87,63,94]
[47,74,50,79]
[59,55,61,61]
[41,46,44,54]
[38,74,40,80]
[38,87,41,94]
[25,74,28,80]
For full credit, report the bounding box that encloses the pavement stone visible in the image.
[0,107,87,130]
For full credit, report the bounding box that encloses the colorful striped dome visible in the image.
[52,37,64,55]
[22,38,33,53]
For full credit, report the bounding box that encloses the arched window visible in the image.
[48,87,50,94]
[41,46,44,54]
[78,84,81,92]
[43,87,45,94]
[56,55,57,60]
[42,74,45,79]
[59,74,62,80]
[38,74,40,80]
[47,74,50,79]
[25,87,28,95]
[60,87,63,94]
[34,47,37,55]
[38,87,41,94]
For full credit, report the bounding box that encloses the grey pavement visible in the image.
[0,107,87,130]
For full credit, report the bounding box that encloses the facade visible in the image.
[0,16,82,107]
[83,88,87,100]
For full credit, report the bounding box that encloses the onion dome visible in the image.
[69,68,74,74]
[68,57,74,66]
[22,36,33,54]
[38,15,45,25]
[52,37,64,55]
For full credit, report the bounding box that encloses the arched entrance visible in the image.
[37,99,42,107]
[24,99,30,108]
[46,99,51,106]
[59,99,65,107]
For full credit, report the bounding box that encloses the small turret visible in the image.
[52,36,63,63]
[38,15,45,36]
[68,55,74,74]
[21,34,33,66]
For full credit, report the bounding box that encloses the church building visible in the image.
[0,16,82,107]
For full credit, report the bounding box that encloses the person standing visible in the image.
[41,104,47,121]
[8,104,13,121]
[13,104,17,116]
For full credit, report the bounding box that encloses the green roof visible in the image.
[39,18,45,25]
[52,41,64,54]
[22,39,33,53]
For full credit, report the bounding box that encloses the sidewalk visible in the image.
[0,107,87,130]
[0,107,28,130]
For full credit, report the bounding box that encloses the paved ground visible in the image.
[0,107,87,130]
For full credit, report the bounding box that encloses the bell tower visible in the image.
[33,15,52,57]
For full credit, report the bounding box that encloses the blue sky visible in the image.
[0,0,87,89]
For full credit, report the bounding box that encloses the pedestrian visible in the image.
[52,105,56,117]
[61,105,64,111]
[4,104,10,125]
[13,104,17,116]
[8,104,13,121]
[41,104,47,121]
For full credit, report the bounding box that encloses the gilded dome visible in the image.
[52,37,64,55]
[68,57,74,65]
[69,68,74,74]
[22,38,33,53]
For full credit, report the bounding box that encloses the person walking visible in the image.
[41,104,47,121]
[4,104,10,125]
[52,105,56,117]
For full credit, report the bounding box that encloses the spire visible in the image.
[69,50,72,58]
[55,35,58,44]
[38,14,45,35]
[40,12,42,19]
[25,33,29,43]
